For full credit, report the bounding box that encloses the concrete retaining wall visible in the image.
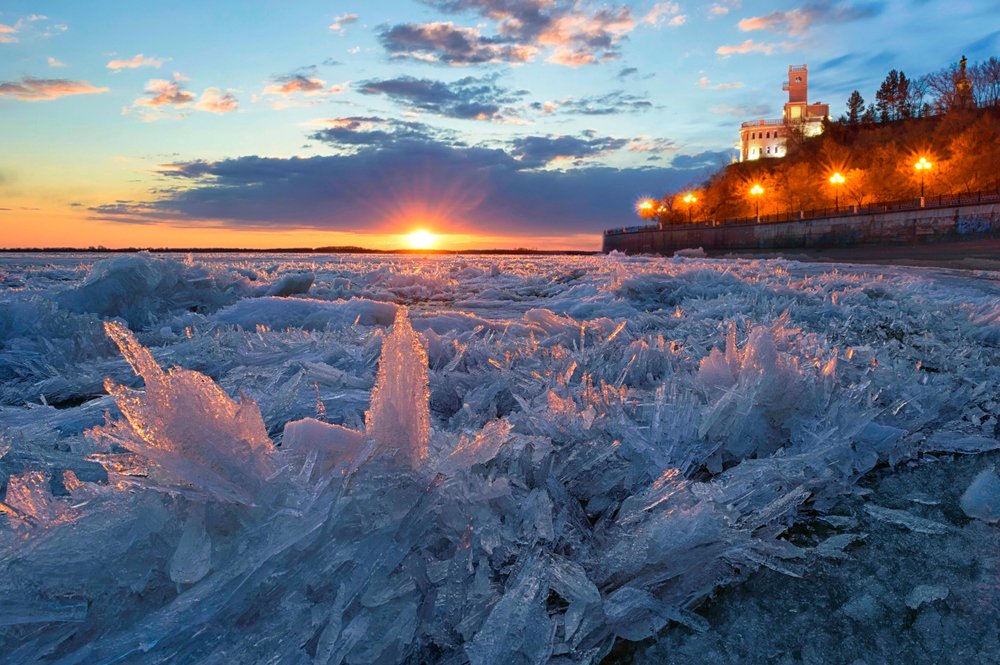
[602,202,1000,255]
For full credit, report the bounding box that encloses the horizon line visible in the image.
[0,246,600,256]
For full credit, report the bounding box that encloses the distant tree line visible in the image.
[840,56,1000,127]
[639,55,1000,226]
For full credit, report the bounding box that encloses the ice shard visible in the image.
[94,321,276,503]
[365,307,430,467]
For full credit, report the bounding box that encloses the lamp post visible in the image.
[914,157,932,199]
[829,172,845,211]
[750,184,764,222]
[682,193,697,224]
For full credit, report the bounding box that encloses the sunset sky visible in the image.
[1,0,997,250]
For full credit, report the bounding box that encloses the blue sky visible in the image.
[1,0,998,248]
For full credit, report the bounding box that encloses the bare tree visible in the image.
[971,56,1000,108]
[921,65,960,113]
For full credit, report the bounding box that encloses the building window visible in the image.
[766,131,770,139]
[767,146,771,154]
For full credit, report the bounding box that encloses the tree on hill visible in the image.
[942,114,1000,192]
[875,69,912,121]
[844,56,997,126]
[659,105,1000,225]
[845,90,865,126]
[969,56,1000,107]
[861,103,877,126]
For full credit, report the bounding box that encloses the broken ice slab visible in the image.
[924,432,1000,455]
[281,417,366,476]
[814,532,866,559]
[169,509,212,585]
[905,584,949,610]
[263,271,314,297]
[464,557,552,665]
[0,600,87,625]
[863,504,950,534]
[960,466,1000,523]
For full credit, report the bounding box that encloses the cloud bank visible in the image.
[91,132,714,235]
[0,77,108,101]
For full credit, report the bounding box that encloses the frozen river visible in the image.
[0,252,998,663]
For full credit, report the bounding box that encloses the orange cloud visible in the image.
[541,9,634,66]
[715,39,779,56]
[697,76,744,89]
[129,77,238,120]
[329,13,359,34]
[0,77,108,101]
[710,0,742,16]
[261,74,346,109]
[264,76,327,96]
[0,15,55,43]
[643,2,686,27]
[738,4,883,35]
[135,78,195,107]
[195,87,239,114]
[107,53,171,70]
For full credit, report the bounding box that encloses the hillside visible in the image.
[695,107,1000,222]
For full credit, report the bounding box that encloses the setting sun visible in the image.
[406,229,437,250]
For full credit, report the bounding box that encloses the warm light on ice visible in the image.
[2,252,1000,663]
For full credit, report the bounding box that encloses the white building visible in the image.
[738,65,830,162]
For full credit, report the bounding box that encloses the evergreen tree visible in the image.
[897,71,911,118]
[861,103,877,126]
[875,70,901,122]
[846,90,865,126]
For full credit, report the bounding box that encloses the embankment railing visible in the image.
[604,189,1000,236]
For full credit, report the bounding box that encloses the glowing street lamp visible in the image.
[750,184,764,221]
[682,193,697,224]
[829,172,845,210]
[914,157,932,198]
[636,198,656,218]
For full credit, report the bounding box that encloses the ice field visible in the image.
[0,252,998,664]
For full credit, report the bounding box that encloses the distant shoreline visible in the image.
[0,247,599,256]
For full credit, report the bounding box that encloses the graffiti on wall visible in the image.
[957,216,994,235]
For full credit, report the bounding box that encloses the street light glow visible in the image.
[682,193,697,223]
[636,198,658,220]
[829,172,845,210]
[750,184,764,220]
[914,157,933,198]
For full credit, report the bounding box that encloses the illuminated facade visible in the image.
[738,65,830,162]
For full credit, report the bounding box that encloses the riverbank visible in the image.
[716,238,1000,271]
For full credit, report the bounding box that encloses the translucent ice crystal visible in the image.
[92,321,276,503]
[365,307,430,467]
